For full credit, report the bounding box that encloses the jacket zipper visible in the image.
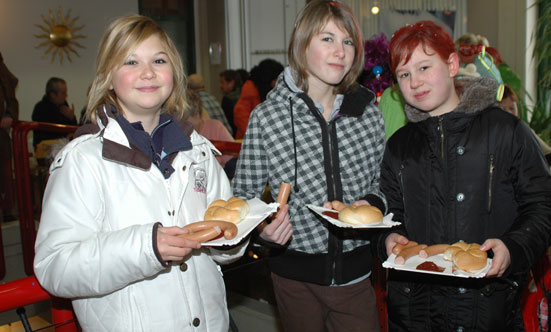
[438,117,445,160]
[399,164,405,209]
[398,164,406,198]
[327,121,337,199]
[328,119,339,284]
[488,154,495,212]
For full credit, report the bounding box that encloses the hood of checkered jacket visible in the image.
[404,76,501,123]
[279,66,376,116]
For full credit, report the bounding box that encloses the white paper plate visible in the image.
[201,198,279,246]
[306,204,401,229]
[382,253,492,278]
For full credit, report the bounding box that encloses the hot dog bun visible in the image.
[443,241,488,272]
[204,197,249,223]
[454,249,488,272]
[338,205,383,225]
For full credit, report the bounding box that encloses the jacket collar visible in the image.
[74,104,195,170]
[281,66,375,118]
[404,76,500,123]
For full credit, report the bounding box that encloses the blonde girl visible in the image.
[34,15,246,332]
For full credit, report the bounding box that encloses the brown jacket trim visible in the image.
[103,138,152,170]
[77,105,194,169]
[74,123,101,138]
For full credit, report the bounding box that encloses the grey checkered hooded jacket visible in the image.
[232,68,386,285]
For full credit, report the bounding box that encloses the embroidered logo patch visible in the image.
[193,167,207,193]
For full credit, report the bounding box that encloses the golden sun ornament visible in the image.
[34,7,86,64]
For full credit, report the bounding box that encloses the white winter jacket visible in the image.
[34,106,247,331]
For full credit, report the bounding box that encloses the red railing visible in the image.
[210,140,242,155]
[0,275,77,331]
[11,121,78,276]
[0,215,4,280]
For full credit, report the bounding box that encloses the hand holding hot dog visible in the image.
[156,226,201,262]
[481,238,510,278]
[385,232,409,257]
[258,204,293,245]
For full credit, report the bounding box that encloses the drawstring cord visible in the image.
[290,98,299,192]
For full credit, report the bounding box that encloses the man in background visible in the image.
[219,69,242,136]
[32,77,77,148]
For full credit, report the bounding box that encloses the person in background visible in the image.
[33,15,247,332]
[32,77,77,147]
[184,90,238,178]
[0,52,19,221]
[236,68,250,85]
[232,1,385,331]
[233,58,283,139]
[373,20,551,332]
[499,85,551,163]
[219,69,242,136]
[188,73,233,135]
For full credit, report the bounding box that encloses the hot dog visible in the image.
[392,241,419,255]
[331,200,347,212]
[395,244,427,265]
[181,226,222,242]
[419,244,450,258]
[180,220,238,242]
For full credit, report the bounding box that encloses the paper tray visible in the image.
[201,198,279,246]
[382,253,492,278]
[307,204,401,229]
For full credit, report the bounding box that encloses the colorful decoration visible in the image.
[361,33,392,99]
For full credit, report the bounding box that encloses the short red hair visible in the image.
[389,20,455,75]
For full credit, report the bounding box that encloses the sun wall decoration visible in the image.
[34,7,86,64]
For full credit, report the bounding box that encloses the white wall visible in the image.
[0,0,138,122]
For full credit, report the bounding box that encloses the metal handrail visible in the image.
[11,121,78,276]
[0,275,77,331]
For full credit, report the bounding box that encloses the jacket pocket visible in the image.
[387,279,429,330]
[475,279,522,331]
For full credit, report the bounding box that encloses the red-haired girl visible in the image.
[373,20,551,331]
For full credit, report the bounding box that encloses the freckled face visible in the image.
[110,34,173,122]
[305,19,355,94]
[395,45,460,116]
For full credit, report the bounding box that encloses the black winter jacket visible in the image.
[374,77,551,332]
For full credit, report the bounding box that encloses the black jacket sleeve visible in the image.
[499,121,551,276]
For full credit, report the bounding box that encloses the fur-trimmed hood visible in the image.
[404,76,500,123]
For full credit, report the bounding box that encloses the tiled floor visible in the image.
[223,244,283,331]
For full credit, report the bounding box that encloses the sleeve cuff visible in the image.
[362,194,386,214]
[152,222,171,267]
[251,228,288,250]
